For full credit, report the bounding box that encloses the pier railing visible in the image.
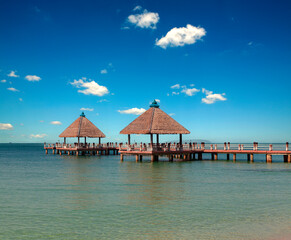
[44,142,119,149]
[118,142,290,152]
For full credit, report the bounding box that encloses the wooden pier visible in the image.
[119,142,291,163]
[44,142,119,156]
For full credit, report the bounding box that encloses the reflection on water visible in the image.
[0,144,291,240]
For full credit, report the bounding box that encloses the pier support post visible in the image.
[45,149,48,154]
[198,153,202,160]
[266,154,272,163]
[288,155,291,163]
[76,151,79,156]
[139,155,143,162]
[52,149,55,154]
[250,154,254,162]
[247,154,250,161]
[284,155,288,162]
[120,154,124,162]
[67,151,70,155]
[151,155,155,162]
[136,155,139,162]
[193,153,196,160]
[211,153,214,160]
[227,154,230,160]
[169,155,173,162]
[214,153,218,160]
[59,151,62,155]
[233,154,236,162]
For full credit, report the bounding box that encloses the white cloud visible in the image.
[202,88,227,104]
[128,9,159,29]
[172,92,180,95]
[40,120,44,123]
[20,123,24,126]
[100,69,107,74]
[8,71,19,77]
[19,98,23,102]
[133,5,142,11]
[181,87,200,96]
[80,108,94,111]
[171,84,180,89]
[70,78,109,96]
[118,108,146,115]
[50,121,62,125]
[1,79,6,83]
[0,123,13,130]
[7,87,19,92]
[156,24,206,49]
[169,113,175,116]
[155,99,160,103]
[25,75,41,81]
[30,134,47,138]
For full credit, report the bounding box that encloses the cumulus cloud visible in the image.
[172,92,180,95]
[7,87,19,92]
[1,79,6,83]
[202,88,227,104]
[25,75,41,81]
[118,108,146,115]
[97,99,109,103]
[181,87,200,96]
[80,108,94,111]
[156,24,206,49]
[100,69,107,74]
[171,84,180,89]
[169,113,175,116]
[30,134,47,138]
[127,8,159,29]
[0,123,13,130]
[133,5,142,11]
[50,121,62,125]
[19,98,23,102]
[8,71,19,77]
[70,78,109,96]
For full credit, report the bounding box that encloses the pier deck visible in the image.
[119,142,291,163]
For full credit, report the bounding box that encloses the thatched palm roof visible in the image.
[59,113,105,138]
[120,103,190,135]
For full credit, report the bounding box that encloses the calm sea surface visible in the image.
[0,144,291,240]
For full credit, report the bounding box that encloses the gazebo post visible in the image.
[179,134,182,145]
[99,137,101,145]
[78,137,80,146]
[84,137,87,145]
[128,134,131,145]
[150,134,153,146]
[64,137,66,144]
[156,134,159,145]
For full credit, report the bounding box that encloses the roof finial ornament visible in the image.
[80,112,85,117]
[150,99,159,108]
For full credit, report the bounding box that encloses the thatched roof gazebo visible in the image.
[120,100,190,145]
[59,112,105,145]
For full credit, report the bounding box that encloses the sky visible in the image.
[0,0,291,143]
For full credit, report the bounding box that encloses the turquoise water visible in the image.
[0,144,291,240]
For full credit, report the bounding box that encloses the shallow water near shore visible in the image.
[0,144,291,240]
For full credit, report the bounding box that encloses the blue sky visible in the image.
[1,0,291,143]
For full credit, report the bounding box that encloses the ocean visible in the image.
[0,143,291,239]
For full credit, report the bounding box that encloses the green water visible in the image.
[0,144,291,240]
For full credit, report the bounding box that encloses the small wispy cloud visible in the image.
[202,88,227,104]
[100,69,107,74]
[118,108,146,115]
[30,133,47,138]
[1,79,6,83]
[169,113,175,116]
[8,71,19,77]
[97,99,109,103]
[126,7,159,29]
[70,77,109,96]
[25,75,41,81]
[156,24,206,49]
[181,86,200,96]
[80,108,94,111]
[172,92,180,95]
[40,120,44,123]
[171,84,180,89]
[19,98,23,102]
[0,123,13,130]
[50,121,62,125]
[7,87,19,92]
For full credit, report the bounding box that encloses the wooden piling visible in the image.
[250,154,254,162]
[227,154,230,160]
[198,153,202,160]
[266,154,272,163]
[214,153,218,160]
[233,154,236,162]
[247,154,250,161]
[136,155,139,162]
[120,154,124,162]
